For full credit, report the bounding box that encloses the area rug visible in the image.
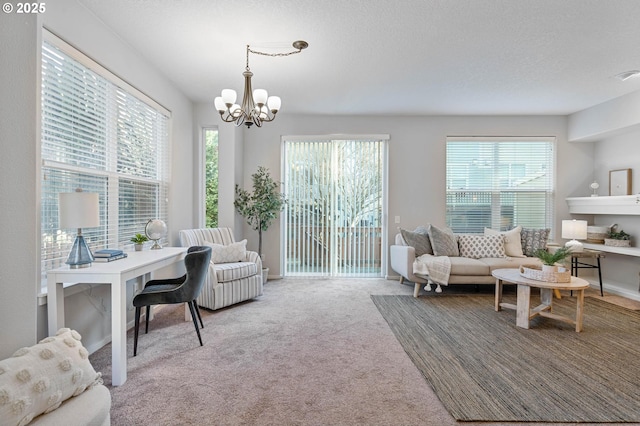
[371,293,640,423]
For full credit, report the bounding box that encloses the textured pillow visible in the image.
[0,328,102,426]
[520,228,550,257]
[484,225,525,258]
[400,228,433,256]
[427,224,459,257]
[458,234,506,259]
[203,239,247,263]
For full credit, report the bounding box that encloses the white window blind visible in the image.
[41,33,170,285]
[445,137,554,234]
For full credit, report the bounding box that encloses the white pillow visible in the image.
[458,234,506,259]
[484,225,525,258]
[0,328,102,426]
[203,239,247,263]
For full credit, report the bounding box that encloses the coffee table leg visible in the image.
[516,284,531,329]
[575,289,585,332]
[495,278,503,311]
[540,288,553,312]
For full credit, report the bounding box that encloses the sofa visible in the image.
[0,328,111,426]
[179,227,263,311]
[390,224,546,297]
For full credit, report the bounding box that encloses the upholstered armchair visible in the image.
[179,227,263,310]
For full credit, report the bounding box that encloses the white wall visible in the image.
[0,12,41,359]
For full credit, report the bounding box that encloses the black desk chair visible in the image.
[133,245,212,356]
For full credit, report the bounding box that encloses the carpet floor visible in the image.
[372,292,640,423]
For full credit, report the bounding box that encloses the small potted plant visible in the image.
[605,224,631,247]
[130,233,148,251]
[534,246,573,273]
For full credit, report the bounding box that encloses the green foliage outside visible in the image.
[205,130,218,228]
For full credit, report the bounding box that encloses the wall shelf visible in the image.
[566,195,640,215]
[582,243,640,257]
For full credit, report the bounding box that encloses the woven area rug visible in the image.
[372,293,640,423]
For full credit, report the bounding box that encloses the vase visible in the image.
[262,267,269,285]
[541,264,557,273]
[135,244,144,251]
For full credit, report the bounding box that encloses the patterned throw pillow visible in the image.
[0,328,102,426]
[520,228,550,257]
[203,239,247,263]
[427,224,459,257]
[484,225,525,257]
[400,228,433,256]
[458,234,506,259]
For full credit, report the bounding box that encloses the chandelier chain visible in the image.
[245,45,306,70]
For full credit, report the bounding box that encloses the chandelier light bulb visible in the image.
[221,89,237,105]
[253,89,268,106]
[267,96,281,112]
[230,104,241,117]
[214,97,226,112]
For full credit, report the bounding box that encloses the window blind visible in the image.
[445,137,554,234]
[41,33,170,287]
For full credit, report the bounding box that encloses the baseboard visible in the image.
[581,277,640,302]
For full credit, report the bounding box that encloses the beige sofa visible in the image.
[390,226,545,297]
[179,227,263,311]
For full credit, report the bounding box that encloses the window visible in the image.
[446,137,554,234]
[40,32,170,287]
[204,128,218,228]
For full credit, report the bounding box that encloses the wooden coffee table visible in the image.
[492,268,590,332]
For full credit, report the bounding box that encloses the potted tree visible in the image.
[130,233,148,251]
[234,166,287,283]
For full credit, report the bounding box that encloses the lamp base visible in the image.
[565,239,584,253]
[66,235,94,268]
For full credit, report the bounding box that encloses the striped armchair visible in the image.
[179,227,263,310]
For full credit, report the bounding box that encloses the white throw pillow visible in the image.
[0,328,102,426]
[203,239,247,263]
[458,234,506,259]
[484,225,525,258]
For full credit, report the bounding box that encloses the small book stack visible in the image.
[93,249,128,262]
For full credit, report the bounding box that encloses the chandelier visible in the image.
[214,40,308,128]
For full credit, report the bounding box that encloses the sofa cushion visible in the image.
[0,328,102,426]
[203,239,247,263]
[214,261,259,283]
[428,225,459,257]
[400,228,433,256]
[458,234,506,259]
[484,225,525,258]
[520,228,550,257]
[449,256,490,276]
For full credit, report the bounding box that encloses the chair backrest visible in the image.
[179,228,236,247]
[177,245,212,302]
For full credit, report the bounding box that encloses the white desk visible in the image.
[47,247,188,386]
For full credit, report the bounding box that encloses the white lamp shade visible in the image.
[214,97,226,112]
[221,89,237,105]
[253,89,268,105]
[59,192,100,229]
[561,219,588,240]
[267,96,281,111]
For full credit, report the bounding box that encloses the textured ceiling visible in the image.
[78,0,640,115]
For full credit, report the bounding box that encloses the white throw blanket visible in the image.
[414,254,451,292]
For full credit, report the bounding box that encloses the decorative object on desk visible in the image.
[59,189,100,268]
[234,166,287,261]
[590,181,599,197]
[130,233,148,251]
[562,219,588,252]
[609,168,632,196]
[519,264,571,283]
[605,224,631,247]
[145,219,167,249]
[587,224,612,244]
[94,248,123,257]
[94,253,128,262]
[533,246,572,273]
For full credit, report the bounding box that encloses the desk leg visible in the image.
[495,278,503,311]
[516,285,531,329]
[111,278,128,386]
[47,277,64,336]
[575,289,585,332]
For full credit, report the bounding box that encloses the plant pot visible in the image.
[262,267,269,285]
[604,239,631,247]
[135,244,144,251]
[541,264,558,273]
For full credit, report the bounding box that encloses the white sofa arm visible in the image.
[390,244,427,284]
[245,250,262,270]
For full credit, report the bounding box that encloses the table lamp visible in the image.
[59,189,100,268]
[562,219,588,253]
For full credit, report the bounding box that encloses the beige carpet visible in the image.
[587,294,640,310]
[89,280,639,425]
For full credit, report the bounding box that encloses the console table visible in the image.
[47,247,188,386]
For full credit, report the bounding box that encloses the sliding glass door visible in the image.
[282,136,388,277]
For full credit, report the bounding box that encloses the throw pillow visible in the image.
[400,228,433,256]
[484,225,525,257]
[203,239,247,263]
[427,224,459,257]
[0,328,102,426]
[520,228,550,257]
[458,234,506,259]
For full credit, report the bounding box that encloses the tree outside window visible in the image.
[205,129,219,228]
